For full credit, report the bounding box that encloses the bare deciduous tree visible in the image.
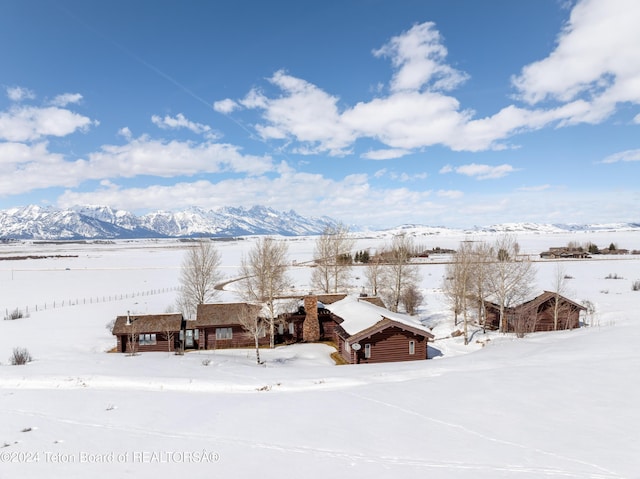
[469,241,493,332]
[485,235,536,333]
[364,249,384,296]
[237,303,265,364]
[238,237,290,348]
[178,240,223,319]
[381,234,421,313]
[401,283,423,315]
[551,263,570,331]
[442,241,477,344]
[310,223,354,293]
[126,319,140,356]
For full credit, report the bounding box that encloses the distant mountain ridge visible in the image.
[377,222,640,236]
[0,205,338,240]
[1,205,638,240]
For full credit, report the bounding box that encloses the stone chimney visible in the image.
[302,295,320,342]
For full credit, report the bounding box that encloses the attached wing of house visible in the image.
[324,296,434,364]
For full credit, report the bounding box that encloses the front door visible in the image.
[185,329,194,348]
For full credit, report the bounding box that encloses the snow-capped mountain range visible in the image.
[0,205,638,240]
[0,205,338,240]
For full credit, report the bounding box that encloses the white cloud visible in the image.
[373,22,468,93]
[455,163,516,180]
[151,113,217,138]
[118,127,133,140]
[249,70,354,155]
[439,164,453,174]
[0,105,96,142]
[56,171,437,228]
[517,184,552,192]
[361,149,410,160]
[0,135,274,196]
[225,7,640,157]
[49,93,83,107]
[512,0,640,124]
[436,189,464,199]
[213,98,239,114]
[6,86,35,102]
[86,136,272,178]
[601,149,640,163]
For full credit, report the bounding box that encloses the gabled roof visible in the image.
[195,302,263,327]
[520,291,587,311]
[485,291,587,312]
[324,295,433,340]
[112,313,183,335]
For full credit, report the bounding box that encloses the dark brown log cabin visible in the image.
[324,296,434,364]
[194,303,266,349]
[112,313,183,353]
[484,291,586,333]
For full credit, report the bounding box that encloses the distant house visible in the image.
[484,291,586,333]
[112,313,184,353]
[324,296,434,364]
[540,247,590,259]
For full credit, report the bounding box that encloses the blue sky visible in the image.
[1,0,638,228]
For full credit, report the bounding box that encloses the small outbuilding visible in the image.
[484,291,586,333]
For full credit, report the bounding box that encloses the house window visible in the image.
[215,327,233,340]
[364,343,371,359]
[139,333,157,345]
[344,341,351,353]
[278,323,284,335]
[409,340,415,355]
[194,329,199,340]
[288,322,295,335]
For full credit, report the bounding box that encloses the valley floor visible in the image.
[1,233,638,478]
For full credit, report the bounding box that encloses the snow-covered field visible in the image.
[1,231,639,478]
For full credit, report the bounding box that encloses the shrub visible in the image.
[10,347,32,365]
[605,273,623,280]
[4,308,29,321]
[632,280,640,291]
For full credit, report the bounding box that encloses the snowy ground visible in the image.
[0,231,639,478]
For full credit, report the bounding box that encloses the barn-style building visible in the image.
[484,291,586,333]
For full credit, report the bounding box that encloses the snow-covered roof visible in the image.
[324,295,431,337]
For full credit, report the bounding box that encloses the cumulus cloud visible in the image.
[0,134,274,196]
[228,23,569,156]
[213,98,239,114]
[56,169,438,227]
[373,22,468,93]
[517,184,552,192]
[512,0,640,124]
[151,113,218,139]
[49,93,83,107]
[6,86,35,102]
[601,149,640,163]
[86,136,273,178]
[0,105,96,142]
[224,3,640,158]
[361,148,411,160]
[437,189,464,199]
[454,163,516,180]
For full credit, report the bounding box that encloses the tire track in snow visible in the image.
[2,406,620,478]
[346,391,623,479]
